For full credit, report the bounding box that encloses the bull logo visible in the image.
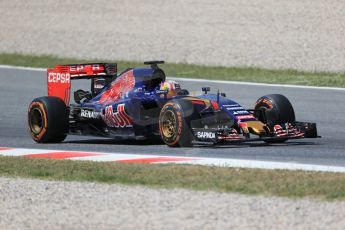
[102,104,133,128]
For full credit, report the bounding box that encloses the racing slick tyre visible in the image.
[159,99,200,147]
[28,96,69,143]
[254,94,295,143]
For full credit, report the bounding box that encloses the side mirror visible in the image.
[202,87,210,94]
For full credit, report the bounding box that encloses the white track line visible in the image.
[174,158,345,173]
[1,64,344,91]
[168,77,345,91]
[0,148,58,156]
[0,64,46,71]
[70,153,189,162]
[1,147,345,173]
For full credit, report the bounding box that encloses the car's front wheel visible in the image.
[254,94,295,143]
[28,96,69,143]
[159,99,199,147]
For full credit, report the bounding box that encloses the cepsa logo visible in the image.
[48,72,70,84]
[102,104,133,128]
[69,64,101,72]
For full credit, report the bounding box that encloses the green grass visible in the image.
[1,156,345,200]
[1,53,345,87]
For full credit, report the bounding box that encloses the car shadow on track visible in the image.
[199,141,320,149]
[64,138,165,146]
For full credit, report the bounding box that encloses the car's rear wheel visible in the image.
[28,96,69,143]
[159,99,199,147]
[254,94,295,143]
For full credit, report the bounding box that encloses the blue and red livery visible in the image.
[28,61,319,147]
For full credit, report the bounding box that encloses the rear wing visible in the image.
[47,63,117,105]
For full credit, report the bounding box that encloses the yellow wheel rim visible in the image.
[161,110,177,138]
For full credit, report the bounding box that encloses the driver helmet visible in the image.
[159,80,181,98]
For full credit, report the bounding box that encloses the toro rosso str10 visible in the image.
[28,61,318,147]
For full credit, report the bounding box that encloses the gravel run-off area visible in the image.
[0,0,345,72]
[0,177,345,230]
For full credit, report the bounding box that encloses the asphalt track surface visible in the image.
[1,67,345,167]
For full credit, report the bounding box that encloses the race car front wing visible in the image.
[191,122,319,146]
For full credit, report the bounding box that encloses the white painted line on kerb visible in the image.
[1,147,345,173]
[0,148,58,156]
[1,64,345,91]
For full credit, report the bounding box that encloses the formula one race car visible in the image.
[28,61,318,147]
